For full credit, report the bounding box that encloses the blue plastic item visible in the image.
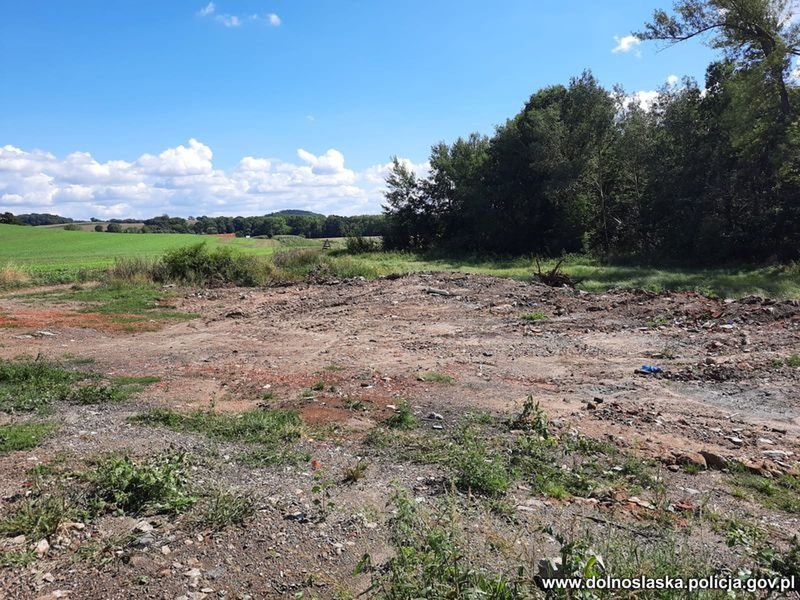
[640,365,663,374]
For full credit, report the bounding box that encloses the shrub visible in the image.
[161,243,269,286]
[344,235,381,254]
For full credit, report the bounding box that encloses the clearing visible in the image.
[0,272,799,597]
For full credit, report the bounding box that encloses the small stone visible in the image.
[161,545,171,555]
[135,520,154,532]
[35,539,50,556]
[427,412,444,420]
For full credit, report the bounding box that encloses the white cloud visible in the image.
[0,140,424,218]
[612,35,641,55]
[198,4,281,28]
[216,14,241,27]
[198,2,215,17]
[666,74,680,86]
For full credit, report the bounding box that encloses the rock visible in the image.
[537,557,564,580]
[427,412,444,420]
[762,450,793,459]
[35,539,50,556]
[136,534,155,547]
[135,520,154,532]
[699,451,727,470]
[676,452,707,469]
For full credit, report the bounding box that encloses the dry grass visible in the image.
[0,264,30,290]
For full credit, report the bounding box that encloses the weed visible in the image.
[449,428,510,497]
[646,315,671,328]
[507,396,549,438]
[161,243,271,286]
[86,453,197,515]
[311,469,336,521]
[0,550,36,568]
[0,421,56,453]
[67,384,130,405]
[363,428,392,448]
[731,472,800,513]
[0,357,84,413]
[311,380,326,392]
[200,490,255,531]
[521,312,547,322]
[342,460,370,484]
[418,371,455,384]
[360,487,527,597]
[343,397,368,412]
[130,408,305,466]
[785,354,800,368]
[384,401,417,430]
[0,491,72,540]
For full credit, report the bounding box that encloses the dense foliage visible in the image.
[383,0,800,263]
[140,212,385,238]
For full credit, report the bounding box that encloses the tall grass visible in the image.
[0,263,30,290]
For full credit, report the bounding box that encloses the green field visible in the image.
[2,224,799,298]
[0,224,320,280]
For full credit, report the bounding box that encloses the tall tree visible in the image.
[639,0,800,117]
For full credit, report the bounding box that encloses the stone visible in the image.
[35,539,50,556]
[699,451,727,470]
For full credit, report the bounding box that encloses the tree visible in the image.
[94,224,103,232]
[639,0,800,117]
[106,222,123,233]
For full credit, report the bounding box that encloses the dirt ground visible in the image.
[1,272,799,599]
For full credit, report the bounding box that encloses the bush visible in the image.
[161,243,270,286]
[344,235,381,254]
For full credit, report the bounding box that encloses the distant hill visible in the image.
[265,209,325,218]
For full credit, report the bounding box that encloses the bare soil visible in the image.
[1,273,799,599]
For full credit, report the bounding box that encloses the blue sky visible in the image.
[0,0,714,218]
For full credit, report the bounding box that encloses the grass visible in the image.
[129,407,306,466]
[17,281,198,329]
[369,404,664,504]
[360,487,529,597]
[199,490,255,531]
[3,224,799,298]
[0,422,56,453]
[418,371,455,384]
[520,312,547,322]
[0,491,72,540]
[0,357,154,413]
[730,471,800,513]
[773,354,800,368]
[0,223,303,283]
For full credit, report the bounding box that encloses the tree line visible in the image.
[383,0,800,263]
